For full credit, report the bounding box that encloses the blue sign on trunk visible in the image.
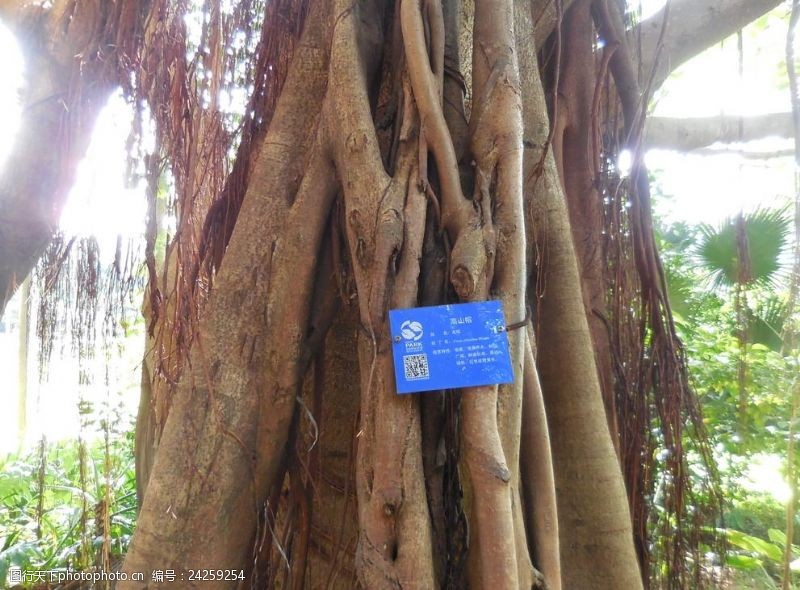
[388,300,515,394]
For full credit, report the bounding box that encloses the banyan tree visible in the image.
[0,0,783,587]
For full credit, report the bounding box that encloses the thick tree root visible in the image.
[120,5,334,586]
[521,327,562,590]
[518,3,644,583]
[328,3,436,587]
[124,1,646,588]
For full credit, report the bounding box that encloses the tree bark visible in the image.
[301,306,361,590]
[526,119,643,590]
[331,2,437,586]
[552,0,620,452]
[121,4,334,583]
[114,0,696,587]
[532,0,577,49]
[521,326,561,590]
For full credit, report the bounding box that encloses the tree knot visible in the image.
[451,265,475,300]
[346,130,369,153]
[450,227,489,300]
[377,486,403,519]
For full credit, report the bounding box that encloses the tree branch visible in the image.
[0,6,115,316]
[637,0,784,92]
[696,146,794,159]
[644,112,794,151]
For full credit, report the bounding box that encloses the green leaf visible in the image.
[748,297,787,352]
[726,553,763,571]
[767,528,787,547]
[697,208,791,290]
[724,528,784,562]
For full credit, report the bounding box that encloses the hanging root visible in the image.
[401,0,476,245]
[591,0,725,582]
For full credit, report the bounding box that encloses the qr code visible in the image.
[403,354,430,380]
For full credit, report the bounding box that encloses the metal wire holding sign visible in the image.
[494,305,532,333]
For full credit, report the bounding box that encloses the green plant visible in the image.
[697,208,791,291]
[721,527,800,588]
[0,434,137,587]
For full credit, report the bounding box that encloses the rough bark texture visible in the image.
[133,0,309,509]
[0,0,756,585]
[460,1,534,587]
[129,0,656,584]
[294,304,361,590]
[121,5,333,583]
[331,2,436,586]
[121,0,571,586]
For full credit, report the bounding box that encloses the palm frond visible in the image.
[696,207,791,291]
[664,264,696,320]
[748,296,788,352]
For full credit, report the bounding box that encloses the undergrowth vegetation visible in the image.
[0,435,136,585]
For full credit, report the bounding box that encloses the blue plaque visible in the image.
[388,300,515,394]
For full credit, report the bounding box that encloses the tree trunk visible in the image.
[0,0,743,584]
[121,1,334,580]
[121,0,642,588]
[552,0,620,451]
[519,3,643,586]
